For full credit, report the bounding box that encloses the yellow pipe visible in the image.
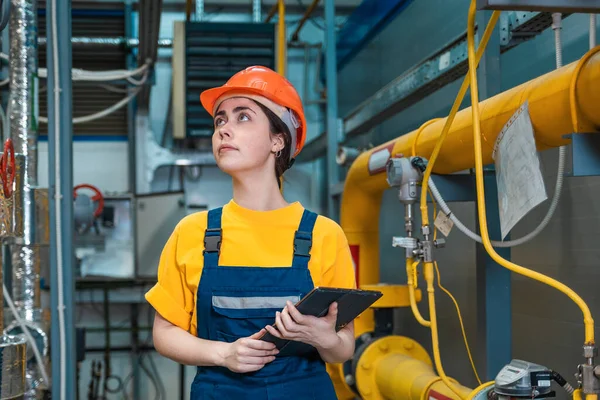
[277,0,286,76]
[465,0,595,345]
[587,395,598,400]
[375,353,471,400]
[425,262,466,399]
[340,47,600,338]
[407,258,430,327]
[419,10,500,226]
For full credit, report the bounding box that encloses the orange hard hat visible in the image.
[200,66,307,160]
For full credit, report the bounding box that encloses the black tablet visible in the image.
[259,287,383,355]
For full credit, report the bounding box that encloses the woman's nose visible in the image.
[218,126,232,139]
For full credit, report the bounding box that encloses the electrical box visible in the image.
[477,0,600,12]
[76,196,135,278]
[171,21,277,140]
[135,191,187,278]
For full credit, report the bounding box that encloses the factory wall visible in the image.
[337,0,600,396]
[33,9,335,399]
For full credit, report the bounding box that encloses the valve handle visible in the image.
[0,138,15,198]
[73,183,105,218]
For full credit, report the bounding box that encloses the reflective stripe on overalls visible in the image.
[190,207,339,400]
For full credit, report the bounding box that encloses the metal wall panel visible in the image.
[37,2,128,137]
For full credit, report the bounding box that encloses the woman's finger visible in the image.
[239,355,276,365]
[285,301,306,325]
[265,324,283,339]
[279,308,299,333]
[275,311,291,337]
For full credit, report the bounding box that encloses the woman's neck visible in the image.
[232,172,288,211]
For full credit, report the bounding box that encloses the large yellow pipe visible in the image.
[375,353,471,400]
[342,51,600,337]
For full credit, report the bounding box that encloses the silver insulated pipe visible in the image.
[6,0,48,397]
[9,0,41,316]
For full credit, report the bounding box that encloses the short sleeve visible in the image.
[321,228,357,290]
[145,224,194,331]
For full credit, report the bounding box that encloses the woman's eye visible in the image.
[214,118,225,127]
[239,113,250,122]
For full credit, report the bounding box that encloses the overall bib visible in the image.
[190,207,339,400]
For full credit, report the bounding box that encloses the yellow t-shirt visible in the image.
[145,199,357,336]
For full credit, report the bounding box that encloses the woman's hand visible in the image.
[265,301,341,351]
[218,329,279,373]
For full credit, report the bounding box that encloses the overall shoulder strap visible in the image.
[291,209,318,269]
[203,207,223,267]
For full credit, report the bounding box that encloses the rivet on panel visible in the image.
[403,341,414,350]
[378,342,389,352]
[361,362,371,370]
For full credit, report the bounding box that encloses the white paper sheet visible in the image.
[492,101,548,240]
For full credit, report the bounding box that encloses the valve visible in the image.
[0,138,15,198]
[433,239,446,249]
[73,183,104,218]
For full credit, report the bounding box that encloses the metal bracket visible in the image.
[565,133,600,177]
[136,112,217,194]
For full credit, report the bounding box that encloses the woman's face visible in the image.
[212,97,282,177]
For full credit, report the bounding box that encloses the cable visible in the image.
[465,0,594,345]
[50,0,67,397]
[433,262,482,385]
[428,188,482,384]
[466,381,495,400]
[423,11,567,249]
[591,15,597,50]
[39,84,143,125]
[37,61,151,82]
[3,283,51,386]
[428,177,563,248]
[551,370,574,395]
[424,262,467,399]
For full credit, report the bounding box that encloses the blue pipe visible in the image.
[47,0,76,398]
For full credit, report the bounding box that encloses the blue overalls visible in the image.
[190,207,339,400]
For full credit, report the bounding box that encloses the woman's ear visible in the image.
[271,133,285,153]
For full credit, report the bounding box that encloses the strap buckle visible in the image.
[293,231,312,257]
[203,228,222,254]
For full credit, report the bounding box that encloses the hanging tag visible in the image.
[434,211,454,237]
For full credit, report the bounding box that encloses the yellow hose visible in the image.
[573,390,583,400]
[419,10,500,226]
[407,258,431,327]
[586,394,598,400]
[410,14,501,399]
[434,261,482,385]
[466,381,495,400]
[465,0,595,345]
[425,261,467,399]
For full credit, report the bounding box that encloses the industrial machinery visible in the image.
[330,0,600,399]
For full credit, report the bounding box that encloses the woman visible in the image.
[145,66,356,399]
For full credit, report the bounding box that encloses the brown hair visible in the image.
[252,100,292,188]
